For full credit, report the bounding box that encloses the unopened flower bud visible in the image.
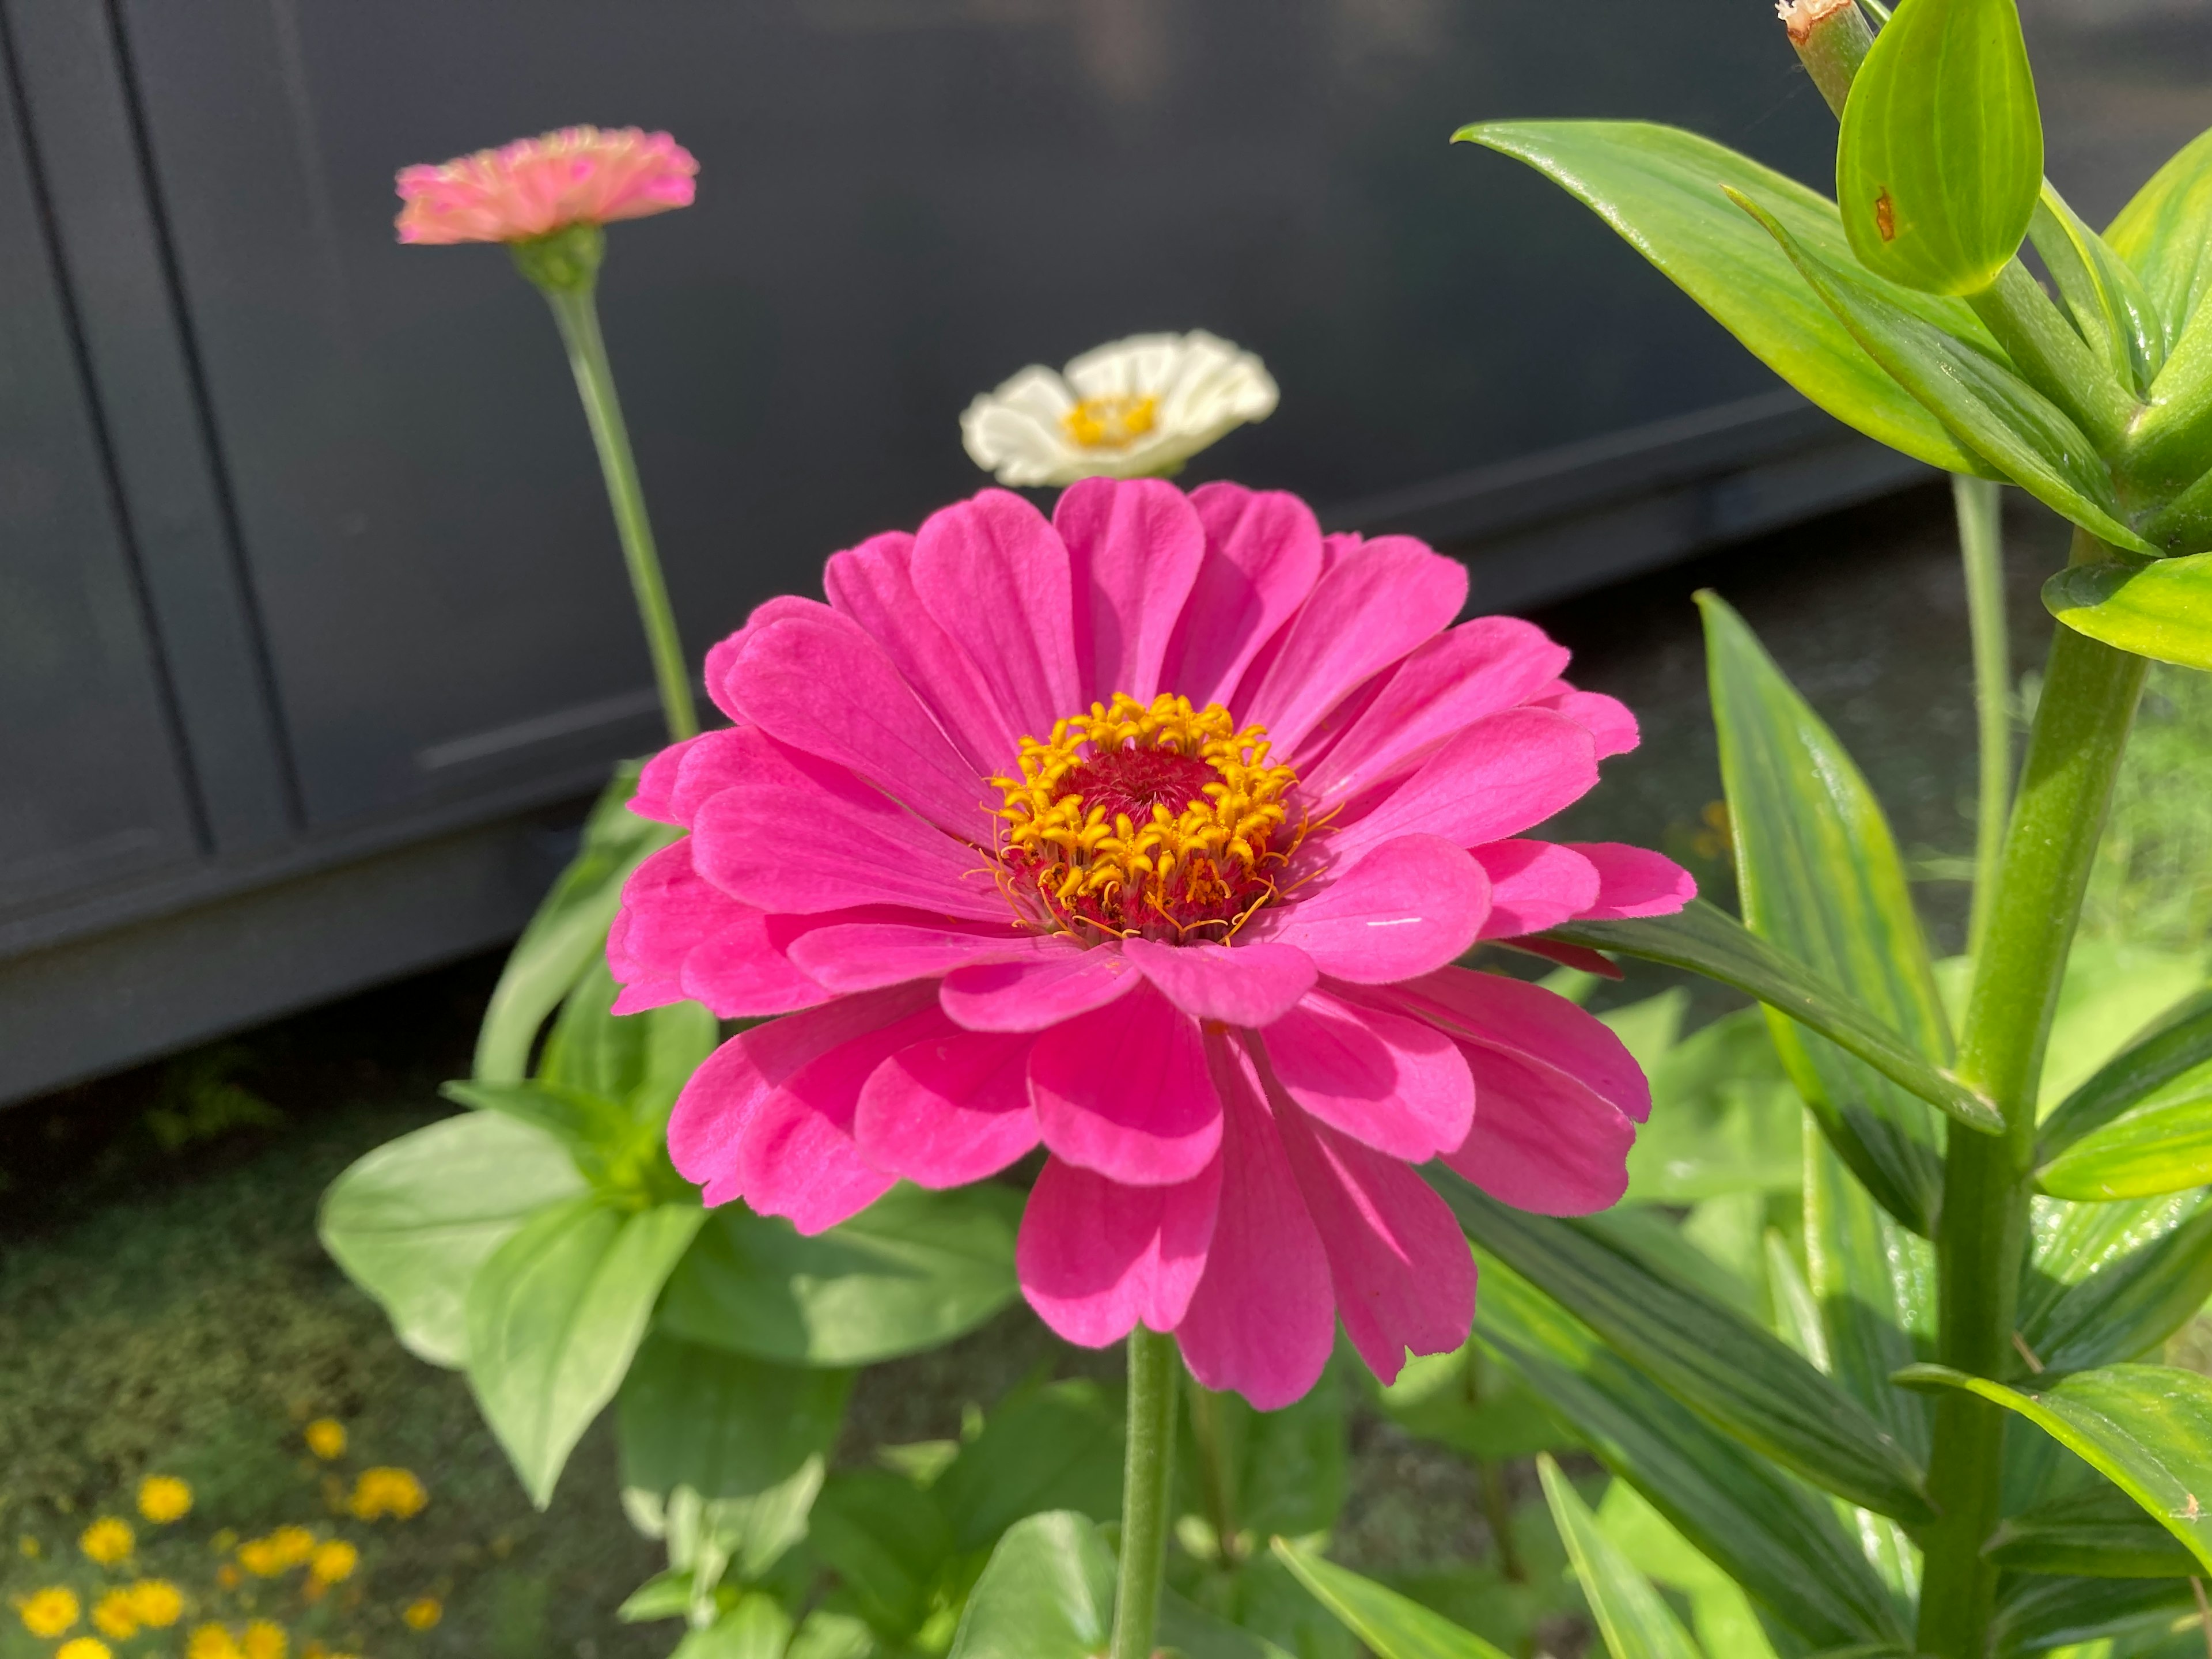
[1778,0,1875,118]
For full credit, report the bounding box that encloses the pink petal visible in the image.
[1532,682,1639,759]
[911,490,1079,747]
[1122,938,1317,1027]
[1174,1033,1336,1408]
[726,605,994,839]
[1031,982,1223,1185]
[1157,484,1324,711]
[736,1000,956,1234]
[1297,618,1571,804]
[607,910,687,1014]
[940,948,1139,1032]
[613,841,830,1018]
[1018,1155,1222,1347]
[789,923,1069,994]
[1257,835,1489,983]
[1254,988,1473,1161]
[1272,1100,1478,1382]
[1055,478,1205,704]
[1444,1041,1636,1215]
[1238,536,1468,755]
[1332,709,1598,859]
[1567,842,1698,920]
[824,530,1022,774]
[854,1028,1040,1188]
[631,734,708,825]
[703,596,821,724]
[1473,841,1602,940]
[668,984,936,1206]
[1387,967,1652,1122]
[690,732,1002,919]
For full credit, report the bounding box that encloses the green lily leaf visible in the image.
[2037,1092,2212,1200]
[933,1380,1125,1552]
[1731,188,2158,556]
[1991,1571,2202,1654]
[1896,1362,2212,1572]
[1442,1179,1934,1524]
[465,1196,703,1508]
[2040,987,2212,1160]
[1472,1251,1907,1652]
[1454,120,1989,474]
[1986,1480,2202,1577]
[1590,1481,1780,1659]
[1544,900,2000,1139]
[2123,312,2212,506]
[2031,185,2165,393]
[2022,1193,2212,1370]
[657,1182,1022,1366]
[318,1111,587,1368]
[2106,124,2212,349]
[1537,1455,1704,1659]
[1804,1129,1936,1462]
[1835,0,2043,295]
[1700,590,1948,1236]
[476,760,677,1084]
[1270,1539,1512,1659]
[2046,554,2212,670]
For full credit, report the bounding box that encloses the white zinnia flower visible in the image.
[960,330,1279,487]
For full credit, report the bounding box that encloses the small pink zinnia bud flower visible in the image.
[394,126,697,247]
[611,478,1697,1410]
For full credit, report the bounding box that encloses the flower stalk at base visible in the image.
[1109,1327,1181,1659]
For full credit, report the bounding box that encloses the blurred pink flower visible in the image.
[612,478,1693,1407]
[395,126,696,245]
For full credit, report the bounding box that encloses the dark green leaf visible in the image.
[1453,120,1989,472]
[1699,590,1948,1236]
[476,760,677,1083]
[1804,1130,1936,1463]
[1990,1571,2199,1655]
[2031,187,2166,393]
[1444,1178,1933,1523]
[1269,1540,1513,1659]
[1835,0,2043,294]
[2106,124,2212,345]
[1730,188,2157,555]
[934,1380,1124,1552]
[1471,1251,1907,1652]
[319,1111,586,1368]
[808,1469,955,1639]
[465,1197,704,1506]
[2041,988,2212,1160]
[1537,1455,1705,1659]
[1896,1362,2212,1571]
[2022,1194,2212,1370]
[1987,1482,2201,1577]
[1544,901,2000,1139]
[658,1183,1022,1366]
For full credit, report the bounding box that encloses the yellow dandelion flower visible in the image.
[138,1474,194,1523]
[91,1589,138,1640]
[57,1638,113,1659]
[16,1586,79,1637]
[401,1596,441,1630]
[348,1468,427,1521]
[79,1516,134,1565]
[304,1419,347,1461]
[241,1619,288,1659]
[127,1579,184,1628]
[189,1624,244,1659]
[308,1539,358,1585]
[237,1536,284,1578]
[267,1526,315,1569]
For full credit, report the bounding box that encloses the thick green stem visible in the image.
[1955,477,2012,959]
[1915,540,2146,1659]
[1187,1377,1243,1566]
[1965,265,2138,457]
[539,282,700,743]
[1111,1327,1180,1659]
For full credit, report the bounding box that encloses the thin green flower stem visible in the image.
[1187,1376,1244,1566]
[1955,476,2012,960]
[1111,1326,1181,1659]
[540,283,700,743]
[1916,536,2147,1659]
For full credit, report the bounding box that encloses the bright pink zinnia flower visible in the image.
[612,479,1694,1407]
[395,126,697,245]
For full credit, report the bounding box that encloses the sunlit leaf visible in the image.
[2022,1192,2212,1370]
[2038,1090,2212,1200]
[2046,554,2212,671]
[1270,1540,1513,1659]
[2031,186,2165,393]
[2106,124,2212,350]
[1538,1456,1704,1659]
[1804,1128,1935,1461]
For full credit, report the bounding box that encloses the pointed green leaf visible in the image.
[1453,120,1988,474]
[1804,1129,1936,1461]
[2046,554,2212,670]
[1591,1482,1782,1659]
[1896,1362,2212,1572]
[1700,590,1949,1235]
[2022,1193,2212,1370]
[1269,1540,1512,1659]
[319,1111,586,1368]
[465,1197,703,1507]
[1441,1178,1933,1523]
[1991,1571,2201,1654]
[1987,1480,2201,1578]
[2031,186,2165,393]
[658,1182,1021,1365]
[2041,987,2212,1159]
[539,957,717,1123]
[2123,309,2212,508]
[1472,1251,1908,1651]
[1835,0,2043,294]
[1537,1456,1705,1659]
[2038,1092,2212,1200]
[2105,124,2212,348]
[1544,901,2001,1139]
[1732,189,2157,555]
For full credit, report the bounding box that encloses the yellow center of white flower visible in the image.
[1063,394,1158,450]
